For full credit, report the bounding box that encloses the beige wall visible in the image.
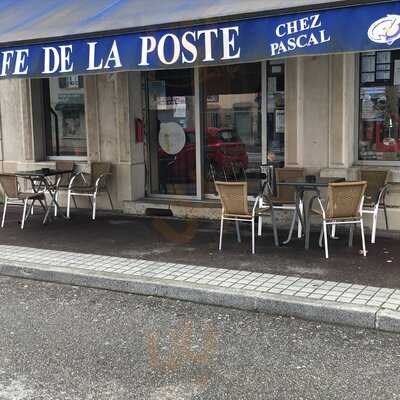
[0,72,145,210]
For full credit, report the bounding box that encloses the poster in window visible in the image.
[361,57,375,72]
[268,77,277,92]
[361,72,375,83]
[62,111,85,139]
[377,51,391,64]
[275,110,285,133]
[376,71,390,80]
[394,60,400,85]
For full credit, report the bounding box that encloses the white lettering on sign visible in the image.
[0,49,30,76]
[181,31,197,63]
[197,29,218,61]
[42,45,73,74]
[158,34,181,65]
[139,36,157,66]
[271,14,329,56]
[87,40,122,70]
[220,26,241,60]
[138,26,241,66]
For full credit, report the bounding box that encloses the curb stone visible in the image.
[0,260,397,333]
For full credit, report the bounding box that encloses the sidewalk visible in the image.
[0,209,400,332]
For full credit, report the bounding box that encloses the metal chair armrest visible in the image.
[376,184,389,205]
[308,194,326,219]
[95,173,112,190]
[68,171,87,190]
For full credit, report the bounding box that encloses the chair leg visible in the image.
[54,192,58,217]
[235,219,241,243]
[297,200,303,238]
[1,197,8,228]
[106,189,114,210]
[371,207,378,244]
[258,216,262,237]
[271,209,279,247]
[360,219,367,257]
[219,217,224,251]
[318,224,324,247]
[283,210,297,245]
[72,195,78,208]
[331,224,336,239]
[348,225,354,248]
[383,202,389,230]
[92,195,97,220]
[251,218,255,254]
[66,191,71,218]
[323,221,329,259]
[21,199,28,230]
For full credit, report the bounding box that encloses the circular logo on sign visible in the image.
[159,122,186,155]
[368,14,400,45]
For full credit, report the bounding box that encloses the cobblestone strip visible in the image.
[1,245,400,311]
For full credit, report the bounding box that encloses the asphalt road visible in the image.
[0,276,399,400]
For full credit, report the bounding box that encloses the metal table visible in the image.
[16,169,73,224]
[276,177,345,248]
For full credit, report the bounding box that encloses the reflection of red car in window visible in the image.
[370,121,400,153]
[158,128,248,182]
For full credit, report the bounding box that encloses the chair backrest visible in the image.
[0,174,18,198]
[359,169,389,201]
[215,181,249,216]
[275,168,305,203]
[326,181,367,219]
[90,162,111,188]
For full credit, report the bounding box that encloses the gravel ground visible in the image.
[0,275,400,400]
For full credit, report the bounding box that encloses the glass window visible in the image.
[43,75,87,157]
[147,69,196,196]
[359,51,400,162]
[201,63,262,195]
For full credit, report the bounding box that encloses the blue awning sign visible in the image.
[0,1,399,78]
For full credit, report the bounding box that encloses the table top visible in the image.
[16,169,73,178]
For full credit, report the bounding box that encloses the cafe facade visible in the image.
[0,0,400,229]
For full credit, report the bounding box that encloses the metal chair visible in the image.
[359,169,389,244]
[0,174,46,229]
[260,167,305,243]
[307,181,367,259]
[66,162,113,220]
[215,181,279,254]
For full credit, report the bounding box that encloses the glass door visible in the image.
[200,63,262,195]
[147,69,197,196]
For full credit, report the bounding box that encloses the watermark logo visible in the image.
[368,14,400,45]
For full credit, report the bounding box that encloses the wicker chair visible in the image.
[359,170,389,244]
[260,167,305,243]
[215,181,279,254]
[0,174,46,229]
[307,181,367,259]
[66,162,113,220]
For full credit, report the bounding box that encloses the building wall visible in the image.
[0,58,398,230]
[286,53,400,229]
[0,72,145,210]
